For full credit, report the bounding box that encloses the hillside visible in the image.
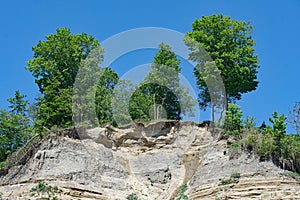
[0,121,299,199]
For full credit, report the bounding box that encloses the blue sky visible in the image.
[0,0,299,132]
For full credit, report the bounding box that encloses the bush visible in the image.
[229,141,241,159]
[126,193,138,200]
[257,134,274,161]
[30,182,62,199]
[243,134,258,152]
[220,172,241,185]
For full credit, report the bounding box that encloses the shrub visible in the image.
[220,172,241,185]
[230,172,241,180]
[229,141,241,159]
[126,193,138,200]
[243,135,258,152]
[221,178,231,185]
[30,182,62,199]
[257,134,274,161]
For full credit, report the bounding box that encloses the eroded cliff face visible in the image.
[0,122,299,199]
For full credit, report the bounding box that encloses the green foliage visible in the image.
[175,184,189,200]
[220,178,231,185]
[185,14,259,109]
[257,133,274,161]
[238,112,300,173]
[265,112,287,154]
[129,43,196,122]
[8,90,29,115]
[126,193,138,200]
[30,182,46,193]
[243,134,258,152]
[95,67,119,125]
[112,80,135,127]
[25,27,99,130]
[30,182,62,199]
[0,161,5,168]
[0,91,32,163]
[221,172,240,185]
[224,104,243,136]
[243,116,256,129]
[288,171,300,182]
[229,141,241,159]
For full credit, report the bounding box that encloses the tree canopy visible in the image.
[0,91,32,163]
[129,43,196,122]
[25,28,100,130]
[185,14,260,110]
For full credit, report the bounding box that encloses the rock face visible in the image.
[0,121,299,199]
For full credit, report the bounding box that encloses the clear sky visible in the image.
[0,0,299,132]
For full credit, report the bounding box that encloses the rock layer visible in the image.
[0,122,299,199]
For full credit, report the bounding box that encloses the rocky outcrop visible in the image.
[0,121,299,199]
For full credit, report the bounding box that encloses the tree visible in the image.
[268,112,287,154]
[223,104,243,136]
[129,43,196,122]
[95,67,119,125]
[25,28,100,130]
[7,90,28,115]
[112,80,136,126]
[185,14,259,110]
[0,91,32,163]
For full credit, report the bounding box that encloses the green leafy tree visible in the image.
[25,28,99,130]
[130,43,196,122]
[266,112,287,155]
[185,14,259,110]
[223,104,243,136]
[112,80,136,127]
[95,67,119,125]
[0,91,32,163]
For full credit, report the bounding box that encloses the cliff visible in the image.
[0,121,299,199]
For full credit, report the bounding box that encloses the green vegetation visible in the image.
[0,15,299,178]
[130,43,196,122]
[30,181,62,199]
[220,172,241,185]
[95,67,119,125]
[126,193,138,200]
[25,28,100,130]
[185,14,259,110]
[221,106,300,173]
[175,184,189,200]
[0,91,32,163]
[224,104,243,136]
[288,171,300,182]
